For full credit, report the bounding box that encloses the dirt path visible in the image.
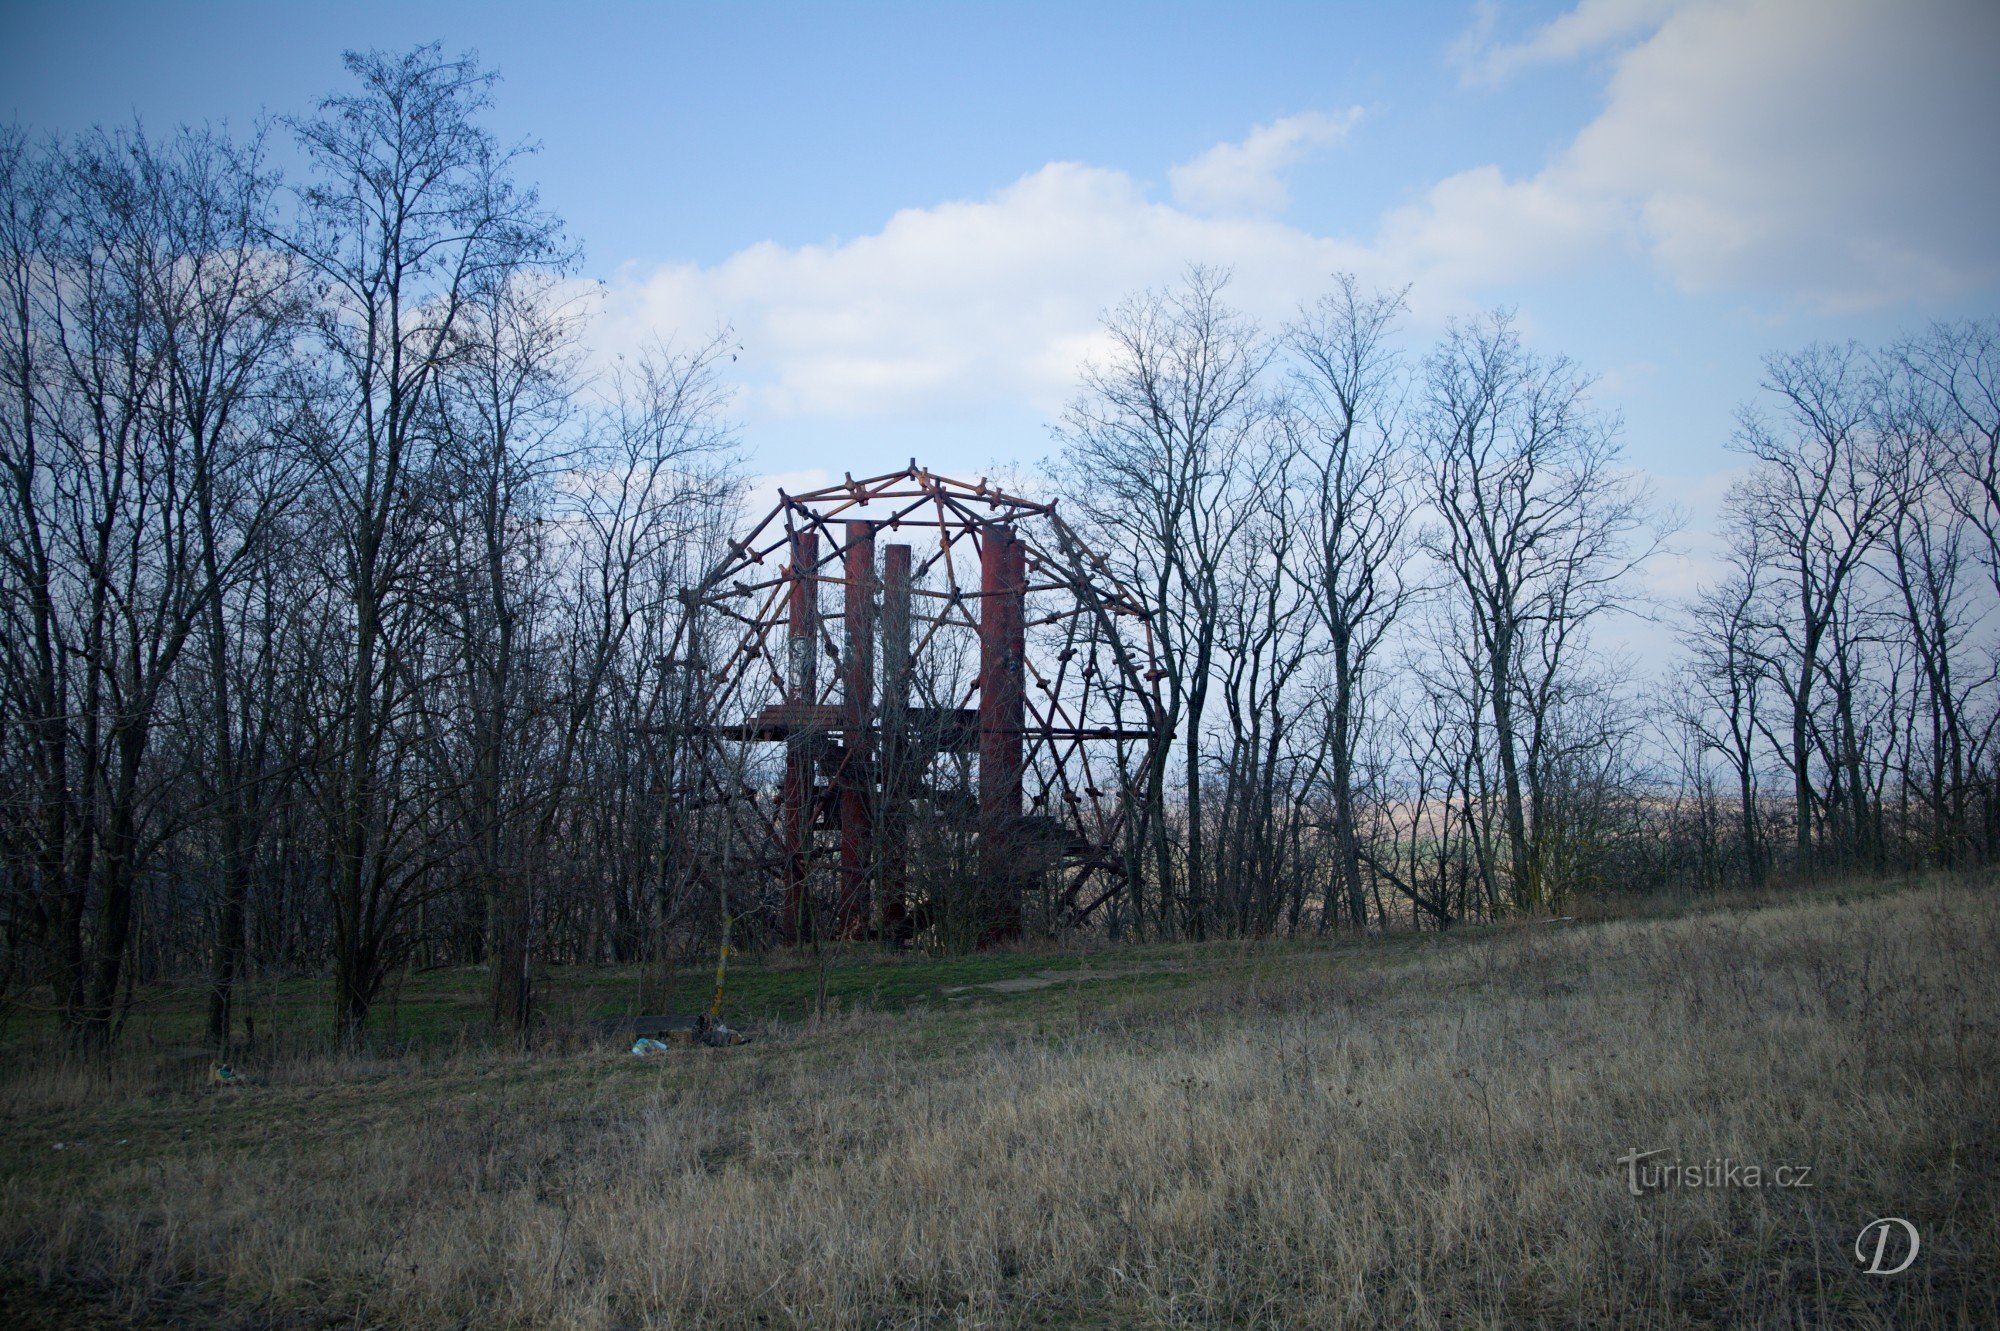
[943,963,1176,995]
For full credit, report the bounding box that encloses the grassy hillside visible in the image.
[2,877,1995,1328]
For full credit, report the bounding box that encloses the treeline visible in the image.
[1048,270,2000,940]
[0,48,741,1046]
[3,47,1996,1048]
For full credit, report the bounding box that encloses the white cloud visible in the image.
[596,0,1998,426]
[598,161,1378,422]
[1454,0,1680,85]
[1565,0,2000,308]
[1443,0,2000,310]
[1167,109,1363,215]
[741,468,834,523]
[595,136,1617,426]
[1372,164,1625,296]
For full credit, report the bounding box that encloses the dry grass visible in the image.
[2,879,1997,1328]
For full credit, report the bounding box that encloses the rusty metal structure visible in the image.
[668,463,1164,946]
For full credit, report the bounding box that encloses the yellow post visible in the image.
[708,914,731,1022]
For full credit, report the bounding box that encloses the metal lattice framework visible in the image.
[666,463,1165,945]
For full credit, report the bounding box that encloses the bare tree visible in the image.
[536,338,738,1012]
[423,271,583,1034]
[138,129,310,1050]
[1874,416,1972,862]
[284,44,570,1040]
[0,125,302,1047]
[1418,310,1658,912]
[0,127,70,1017]
[1683,533,1772,888]
[1050,266,1275,938]
[1897,321,2000,602]
[1209,453,1319,935]
[1726,343,1894,880]
[1888,322,2000,859]
[1282,275,1419,930]
[0,49,757,1046]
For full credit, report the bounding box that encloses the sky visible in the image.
[5,0,1999,618]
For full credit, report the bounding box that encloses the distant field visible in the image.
[2,877,1995,1328]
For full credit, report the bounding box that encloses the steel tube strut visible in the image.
[978,524,1027,942]
[879,542,913,940]
[781,530,818,943]
[838,522,876,939]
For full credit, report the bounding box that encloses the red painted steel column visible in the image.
[879,543,912,941]
[781,530,818,944]
[978,524,1027,942]
[838,522,876,939]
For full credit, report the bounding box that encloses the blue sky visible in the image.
[6,0,1998,605]
[1,4,1588,265]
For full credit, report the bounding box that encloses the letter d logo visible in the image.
[1855,1218,1920,1275]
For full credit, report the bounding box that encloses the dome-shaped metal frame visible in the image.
[663,462,1166,946]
